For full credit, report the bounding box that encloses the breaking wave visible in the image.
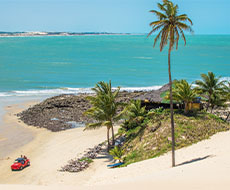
[0,86,162,97]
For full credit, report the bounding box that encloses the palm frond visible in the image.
[84,122,103,130]
[177,22,193,33]
[177,26,186,46]
[148,0,193,51]
[150,10,167,20]
[147,23,166,37]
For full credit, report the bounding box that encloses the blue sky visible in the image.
[0,0,229,34]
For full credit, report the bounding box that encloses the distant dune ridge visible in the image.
[0,31,131,37]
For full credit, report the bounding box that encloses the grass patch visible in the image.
[121,111,230,166]
[79,157,93,164]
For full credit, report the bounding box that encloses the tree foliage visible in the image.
[195,72,226,111]
[84,81,122,149]
[109,146,124,163]
[165,80,197,113]
[148,0,193,51]
[148,0,193,167]
[120,100,147,131]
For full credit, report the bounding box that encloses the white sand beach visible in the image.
[0,101,230,190]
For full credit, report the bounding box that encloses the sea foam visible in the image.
[0,86,162,97]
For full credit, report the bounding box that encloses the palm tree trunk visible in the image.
[107,127,110,151]
[225,112,230,122]
[206,94,211,112]
[168,48,175,167]
[184,102,188,114]
[211,106,214,113]
[111,125,115,146]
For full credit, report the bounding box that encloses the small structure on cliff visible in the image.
[134,83,180,110]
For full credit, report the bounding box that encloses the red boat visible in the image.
[11,157,30,171]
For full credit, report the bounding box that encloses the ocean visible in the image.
[0,34,229,97]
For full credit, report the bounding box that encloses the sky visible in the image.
[0,0,230,34]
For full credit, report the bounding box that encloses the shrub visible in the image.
[109,146,124,163]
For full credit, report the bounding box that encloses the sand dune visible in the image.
[1,101,230,190]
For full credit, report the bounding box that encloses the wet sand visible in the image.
[0,102,38,159]
[0,101,117,186]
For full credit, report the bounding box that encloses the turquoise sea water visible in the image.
[0,35,229,97]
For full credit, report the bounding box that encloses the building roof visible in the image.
[134,83,170,103]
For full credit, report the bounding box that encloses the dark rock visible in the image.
[59,144,104,173]
[17,91,145,132]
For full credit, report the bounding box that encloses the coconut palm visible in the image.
[223,82,230,121]
[224,82,230,100]
[109,146,124,163]
[195,72,226,111]
[148,0,193,167]
[122,100,146,121]
[209,93,227,113]
[166,80,197,113]
[120,100,147,131]
[84,81,121,150]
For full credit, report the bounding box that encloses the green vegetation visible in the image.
[84,81,123,150]
[121,110,230,166]
[165,80,197,114]
[120,100,147,132]
[79,157,93,164]
[195,72,226,111]
[148,0,193,167]
[109,146,124,163]
[224,82,230,121]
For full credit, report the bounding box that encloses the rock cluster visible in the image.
[17,94,93,132]
[59,144,103,172]
[17,91,145,132]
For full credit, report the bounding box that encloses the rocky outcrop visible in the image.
[17,91,145,132]
[59,144,104,173]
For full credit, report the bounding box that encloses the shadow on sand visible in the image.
[176,155,215,167]
[94,149,114,163]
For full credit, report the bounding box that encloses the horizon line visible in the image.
[0,31,230,35]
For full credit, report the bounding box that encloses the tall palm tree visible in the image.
[165,80,197,113]
[84,81,121,150]
[148,0,193,167]
[195,72,226,111]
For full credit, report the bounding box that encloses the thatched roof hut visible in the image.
[134,83,179,110]
[134,83,170,103]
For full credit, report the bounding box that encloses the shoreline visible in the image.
[0,85,162,98]
[0,99,117,185]
[0,101,39,159]
[1,96,230,189]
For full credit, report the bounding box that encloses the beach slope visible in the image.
[1,101,230,189]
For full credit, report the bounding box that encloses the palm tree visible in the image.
[122,100,146,121]
[120,100,147,131]
[166,80,197,113]
[223,82,230,121]
[209,92,227,113]
[195,72,226,111]
[109,146,124,163]
[148,0,193,167]
[84,81,121,150]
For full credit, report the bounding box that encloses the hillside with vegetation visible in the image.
[119,108,230,166]
[108,71,230,167]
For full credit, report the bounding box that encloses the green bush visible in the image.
[109,146,124,163]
